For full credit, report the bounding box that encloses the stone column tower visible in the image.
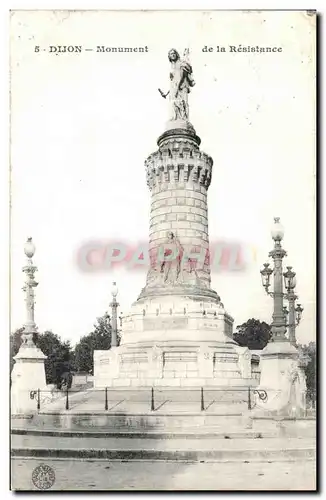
[143,127,215,298]
[94,49,257,388]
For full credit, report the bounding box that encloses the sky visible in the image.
[10,10,316,346]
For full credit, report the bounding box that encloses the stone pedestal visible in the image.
[94,296,257,389]
[11,343,47,415]
[252,341,306,417]
[94,341,256,388]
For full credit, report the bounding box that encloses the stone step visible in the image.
[39,402,248,414]
[12,412,316,439]
[11,435,316,462]
[14,412,249,433]
[11,428,273,439]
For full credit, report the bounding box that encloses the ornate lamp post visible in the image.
[260,219,304,345]
[110,282,119,348]
[255,221,307,416]
[283,266,304,346]
[260,218,287,342]
[11,238,47,415]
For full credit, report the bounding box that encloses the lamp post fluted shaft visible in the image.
[287,289,297,345]
[110,282,119,348]
[269,240,287,341]
[283,266,303,346]
[22,237,38,345]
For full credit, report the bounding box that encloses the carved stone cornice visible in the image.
[145,137,213,191]
[157,128,201,147]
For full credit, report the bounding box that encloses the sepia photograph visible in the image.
[9,9,316,491]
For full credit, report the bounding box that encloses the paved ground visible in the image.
[11,458,316,491]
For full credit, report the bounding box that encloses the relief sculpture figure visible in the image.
[160,231,184,285]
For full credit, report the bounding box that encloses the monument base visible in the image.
[94,293,260,388]
[94,343,259,388]
[252,341,307,417]
[11,344,47,415]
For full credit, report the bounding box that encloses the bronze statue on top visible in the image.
[158,48,195,122]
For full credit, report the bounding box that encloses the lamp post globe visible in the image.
[111,281,118,298]
[271,217,284,242]
[24,237,35,259]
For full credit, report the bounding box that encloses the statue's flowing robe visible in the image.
[169,60,195,121]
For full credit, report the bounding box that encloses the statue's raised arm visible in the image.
[158,48,195,122]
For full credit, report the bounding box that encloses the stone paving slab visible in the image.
[11,458,317,490]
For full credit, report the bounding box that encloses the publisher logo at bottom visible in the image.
[32,464,55,490]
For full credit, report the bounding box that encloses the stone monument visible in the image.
[94,49,258,388]
[11,238,47,415]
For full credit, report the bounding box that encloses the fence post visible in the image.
[65,387,69,410]
[150,387,155,411]
[105,387,108,411]
[37,388,40,411]
[200,387,205,411]
[248,387,252,410]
